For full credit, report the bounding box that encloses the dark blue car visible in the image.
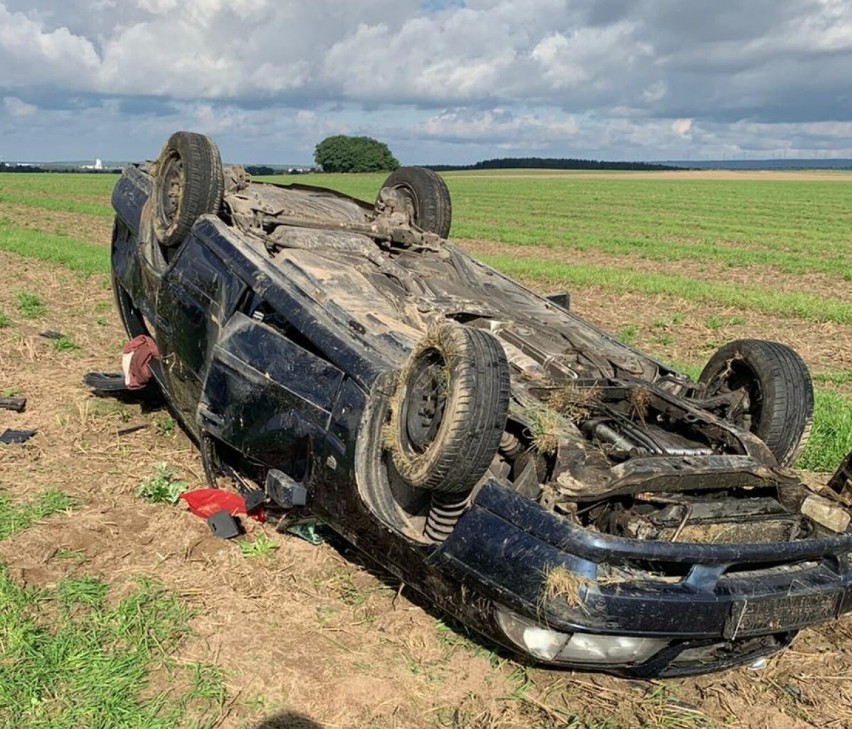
[109,131,852,676]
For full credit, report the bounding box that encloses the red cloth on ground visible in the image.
[121,335,159,389]
[180,489,265,523]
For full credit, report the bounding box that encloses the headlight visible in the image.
[495,607,668,665]
[558,633,668,664]
[495,608,569,660]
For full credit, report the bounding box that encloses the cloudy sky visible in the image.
[1,0,852,164]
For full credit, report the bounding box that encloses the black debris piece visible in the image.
[828,449,852,500]
[207,510,241,539]
[83,372,128,393]
[243,489,267,512]
[0,397,26,413]
[0,429,37,445]
[82,372,163,407]
[39,330,65,340]
[266,469,308,509]
[116,424,150,437]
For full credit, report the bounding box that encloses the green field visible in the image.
[1,167,852,727]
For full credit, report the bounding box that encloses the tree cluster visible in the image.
[314,135,399,173]
[245,165,276,176]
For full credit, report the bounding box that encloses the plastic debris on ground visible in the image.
[284,519,325,545]
[0,429,37,445]
[180,488,265,523]
[0,397,26,412]
[207,510,241,539]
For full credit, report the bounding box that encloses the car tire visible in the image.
[388,324,510,494]
[699,339,814,467]
[111,272,147,339]
[378,167,452,238]
[153,131,224,247]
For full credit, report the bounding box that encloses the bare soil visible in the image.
[3,247,852,729]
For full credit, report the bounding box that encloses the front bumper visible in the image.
[430,481,852,676]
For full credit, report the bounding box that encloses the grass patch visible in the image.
[0,191,113,217]
[136,464,189,505]
[0,172,117,198]
[155,416,176,437]
[0,310,9,328]
[0,490,74,541]
[616,324,638,345]
[53,548,88,565]
[798,391,852,472]
[15,291,46,319]
[813,371,852,386]
[0,220,109,276]
[50,335,79,353]
[0,570,226,728]
[239,533,279,559]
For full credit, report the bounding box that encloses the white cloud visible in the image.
[672,118,693,137]
[3,95,37,116]
[0,5,100,88]
[2,1,852,161]
[419,109,578,147]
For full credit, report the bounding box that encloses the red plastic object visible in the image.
[180,489,265,522]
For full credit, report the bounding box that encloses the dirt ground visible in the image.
[2,244,852,729]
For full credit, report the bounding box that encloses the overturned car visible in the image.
[109,131,852,677]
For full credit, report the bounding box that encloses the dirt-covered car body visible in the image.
[110,133,852,678]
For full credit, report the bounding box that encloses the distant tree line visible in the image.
[428,157,681,172]
[0,163,46,173]
[0,163,120,174]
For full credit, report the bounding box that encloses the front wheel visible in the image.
[386,324,510,494]
[699,339,814,467]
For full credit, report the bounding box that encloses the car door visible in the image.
[198,297,345,476]
[155,234,241,426]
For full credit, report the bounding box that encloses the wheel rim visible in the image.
[157,150,184,233]
[393,183,419,224]
[399,349,447,455]
[708,360,763,432]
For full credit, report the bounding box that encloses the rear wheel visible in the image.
[153,131,224,247]
[699,339,813,467]
[377,167,452,238]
